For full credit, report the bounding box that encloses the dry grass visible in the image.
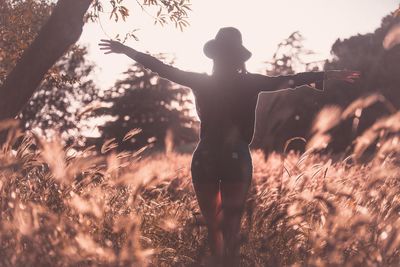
[0,121,400,267]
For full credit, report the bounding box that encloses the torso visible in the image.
[191,73,260,146]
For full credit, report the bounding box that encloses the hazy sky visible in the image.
[78,0,399,89]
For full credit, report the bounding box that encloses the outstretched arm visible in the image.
[98,39,203,88]
[254,70,360,93]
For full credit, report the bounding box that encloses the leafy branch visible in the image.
[86,0,191,32]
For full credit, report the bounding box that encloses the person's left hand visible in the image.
[98,39,127,54]
[326,70,361,83]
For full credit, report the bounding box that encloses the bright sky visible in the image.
[78,0,399,89]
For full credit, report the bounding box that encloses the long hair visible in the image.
[212,60,248,74]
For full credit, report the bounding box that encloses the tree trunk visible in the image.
[0,0,92,122]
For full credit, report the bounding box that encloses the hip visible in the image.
[191,140,253,183]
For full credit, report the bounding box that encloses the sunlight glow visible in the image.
[79,0,398,89]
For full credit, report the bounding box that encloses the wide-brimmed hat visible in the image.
[203,27,252,62]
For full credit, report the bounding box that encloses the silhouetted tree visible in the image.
[0,0,53,82]
[19,47,99,145]
[252,32,325,154]
[253,13,400,155]
[0,1,100,145]
[0,0,92,122]
[0,0,191,145]
[318,14,400,153]
[324,15,400,105]
[89,60,198,151]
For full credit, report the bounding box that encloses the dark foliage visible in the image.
[252,31,325,153]
[18,47,99,145]
[252,15,400,155]
[89,59,198,151]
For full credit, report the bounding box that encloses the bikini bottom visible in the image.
[191,140,253,185]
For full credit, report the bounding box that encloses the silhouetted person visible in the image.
[99,27,359,267]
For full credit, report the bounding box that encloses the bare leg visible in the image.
[220,180,251,267]
[192,181,224,265]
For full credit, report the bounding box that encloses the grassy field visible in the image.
[0,127,400,267]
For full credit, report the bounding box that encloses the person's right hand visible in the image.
[98,39,127,54]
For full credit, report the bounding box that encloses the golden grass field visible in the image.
[0,121,400,267]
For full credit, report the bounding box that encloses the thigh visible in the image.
[220,143,253,184]
[192,180,222,228]
[219,143,252,212]
[220,179,251,213]
[191,144,222,226]
[191,142,219,185]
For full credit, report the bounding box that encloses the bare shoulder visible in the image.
[245,72,269,80]
[189,72,211,91]
[243,72,270,85]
